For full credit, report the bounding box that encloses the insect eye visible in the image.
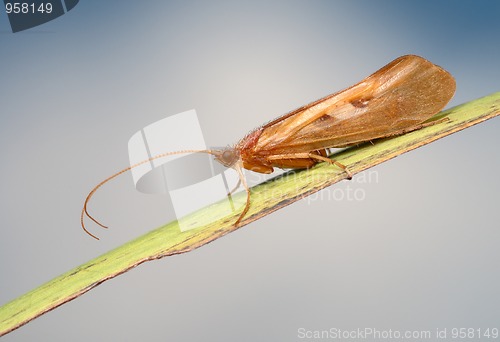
[222,150,234,160]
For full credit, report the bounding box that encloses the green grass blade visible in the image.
[1,92,499,336]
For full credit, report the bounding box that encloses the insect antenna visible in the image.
[81,149,220,240]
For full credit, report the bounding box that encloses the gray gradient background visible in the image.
[1,1,499,341]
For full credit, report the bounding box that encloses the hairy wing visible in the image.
[254,55,456,154]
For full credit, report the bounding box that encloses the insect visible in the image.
[82,54,456,239]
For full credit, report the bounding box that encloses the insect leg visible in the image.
[267,153,352,179]
[233,163,251,226]
[307,153,353,179]
[226,178,242,197]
